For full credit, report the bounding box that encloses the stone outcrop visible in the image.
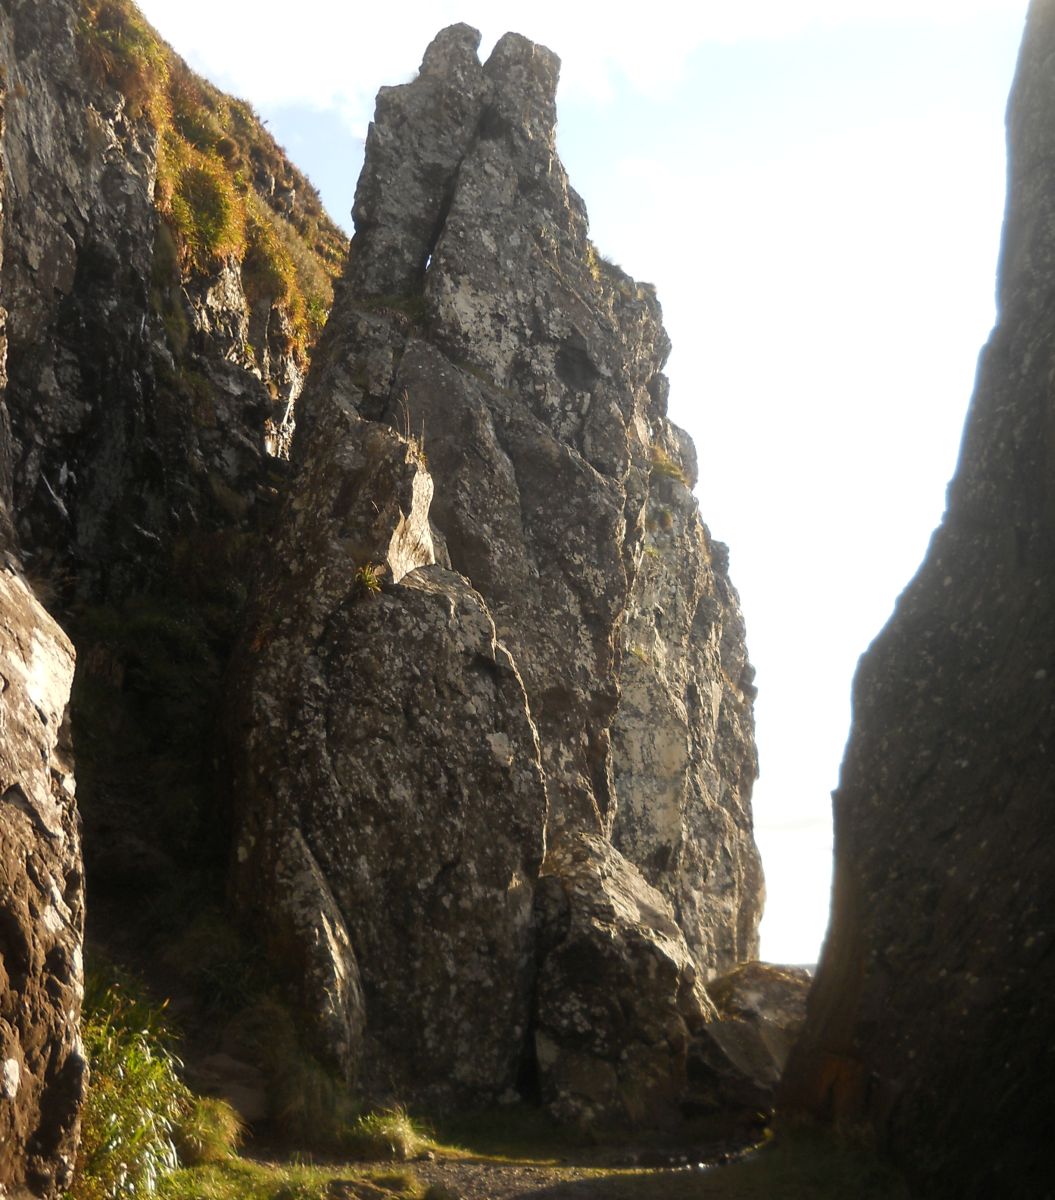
[314,22,761,976]
[781,3,1055,1193]
[0,0,765,1164]
[228,23,763,1115]
[228,380,548,1102]
[0,0,335,586]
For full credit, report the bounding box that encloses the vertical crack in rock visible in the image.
[782,3,1055,1194]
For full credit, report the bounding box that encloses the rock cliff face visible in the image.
[0,0,346,911]
[317,23,761,974]
[230,24,762,1119]
[0,1,345,1190]
[781,2,1055,1193]
[0,79,84,1200]
[227,380,548,1103]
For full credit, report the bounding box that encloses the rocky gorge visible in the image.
[0,0,1054,1197]
[0,2,778,1195]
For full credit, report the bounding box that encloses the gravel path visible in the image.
[408,1157,721,1199]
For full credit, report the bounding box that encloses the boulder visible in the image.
[533,833,711,1128]
[687,962,810,1117]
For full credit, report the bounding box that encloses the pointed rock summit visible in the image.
[229,25,763,1118]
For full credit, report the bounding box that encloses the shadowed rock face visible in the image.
[781,4,1055,1193]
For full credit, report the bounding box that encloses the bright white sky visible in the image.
[135,0,1030,965]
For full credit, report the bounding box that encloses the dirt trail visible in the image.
[407,1156,728,1199]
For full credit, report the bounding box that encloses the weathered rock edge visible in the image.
[781,4,1055,1195]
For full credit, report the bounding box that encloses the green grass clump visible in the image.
[162,135,247,273]
[77,0,346,362]
[354,562,386,598]
[71,968,246,1199]
[342,1107,433,1162]
[72,973,187,1199]
[78,0,169,122]
[174,1096,246,1167]
[650,444,690,486]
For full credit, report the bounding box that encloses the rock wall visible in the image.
[0,0,765,1161]
[230,24,763,1119]
[0,74,84,1200]
[0,569,81,1200]
[0,0,344,1187]
[0,0,346,898]
[781,3,1055,1194]
[227,379,548,1103]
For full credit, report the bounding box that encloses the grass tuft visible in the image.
[342,1107,433,1162]
[174,1095,246,1167]
[71,972,189,1200]
[650,444,690,486]
[353,562,386,598]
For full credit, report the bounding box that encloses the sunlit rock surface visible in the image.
[325,21,762,975]
[534,832,713,1127]
[782,4,1055,1193]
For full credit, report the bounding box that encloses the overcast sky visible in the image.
[136,0,1031,964]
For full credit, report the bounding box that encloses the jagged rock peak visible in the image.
[348,23,580,307]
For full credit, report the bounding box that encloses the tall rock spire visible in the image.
[229,23,763,1116]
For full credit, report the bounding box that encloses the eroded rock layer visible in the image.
[782,4,1055,1193]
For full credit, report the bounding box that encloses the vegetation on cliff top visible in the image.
[76,0,347,361]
